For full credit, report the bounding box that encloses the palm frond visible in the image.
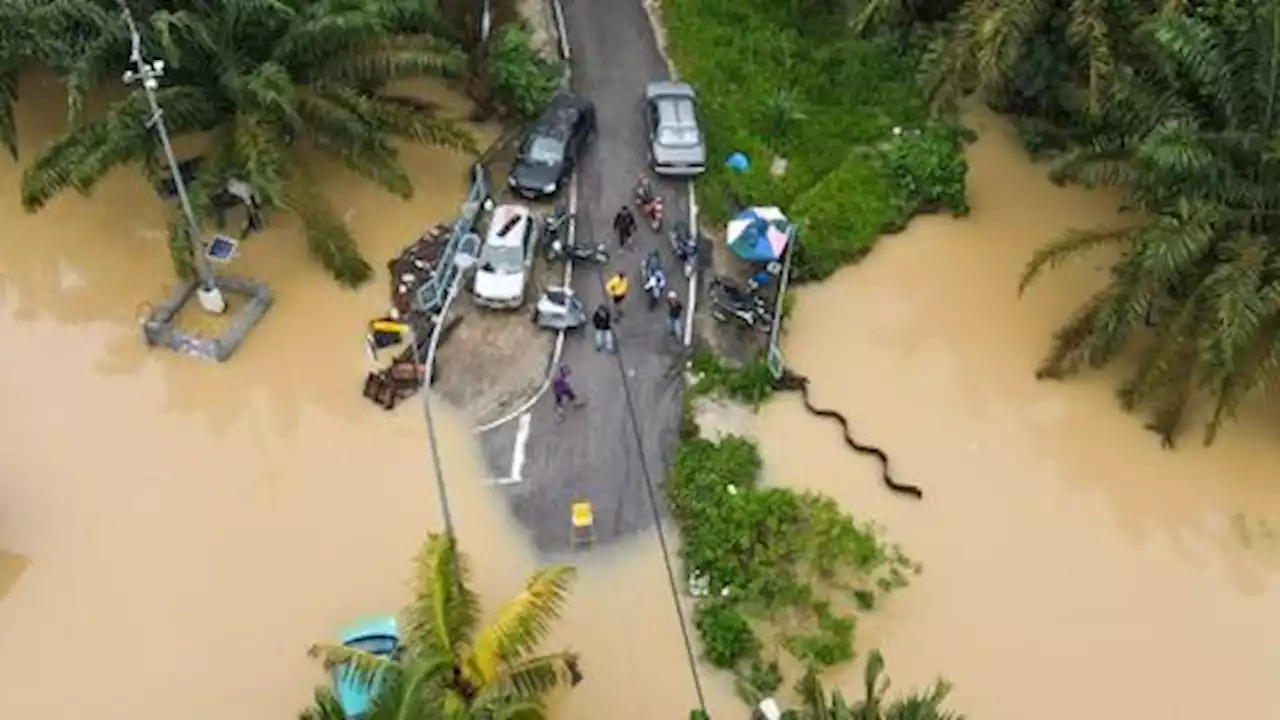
[363,94,476,153]
[0,66,17,159]
[469,565,577,681]
[315,41,466,86]
[282,161,373,286]
[299,685,347,720]
[1018,225,1135,294]
[307,642,398,688]
[498,652,580,699]
[402,533,481,660]
[273,7,391,71]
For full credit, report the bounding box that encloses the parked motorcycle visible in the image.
[634,175,664,232]
[546,236,610,264]
[708,276,773,333]
[543,201,573,242]
[642,250,667,310]
[668,219,697,277]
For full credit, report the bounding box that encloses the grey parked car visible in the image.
[645,81,706,176]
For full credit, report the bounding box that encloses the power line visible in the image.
[589,263,708,714]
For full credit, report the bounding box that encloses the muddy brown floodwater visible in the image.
[1,67,1276,719]
[761,108,1280,719]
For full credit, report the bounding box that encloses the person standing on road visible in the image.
[665,290,684,342]
[605,271,629,320]
[591,303,616,353]
[552,365,582,421]
[613,205,637,250]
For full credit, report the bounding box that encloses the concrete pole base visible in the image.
[195,284,227,314]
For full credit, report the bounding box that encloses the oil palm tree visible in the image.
[789,649,962,720]
[20,0,476,286]
[1018,0,1280,445]
[304,533,581,719]
[855,0,1185,117]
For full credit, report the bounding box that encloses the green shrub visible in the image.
[880,126,970,216]
[695,600,761,668]
[667,434,918,686]
[689,348,776,406]
[663,0,970,278]
[790,155,906,281]
[488,24,561,120]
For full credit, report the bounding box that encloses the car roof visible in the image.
[656,94,699,129]
[533,95,592,139]
[646,81,696,100]
[339,616,398,645]
[486,204,532,245]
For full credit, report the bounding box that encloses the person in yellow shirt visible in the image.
[605,271,629,319]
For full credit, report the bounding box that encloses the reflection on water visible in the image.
[767,108,1280,719]
[3,72,1278,719]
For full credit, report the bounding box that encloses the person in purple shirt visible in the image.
[552,365,582,421]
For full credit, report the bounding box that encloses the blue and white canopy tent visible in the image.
[726,206,792,263]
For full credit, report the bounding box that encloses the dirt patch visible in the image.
[689,393,757,441]
[694,225,774,365]
[516,0,563,61]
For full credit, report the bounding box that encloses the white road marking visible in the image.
[486,412,533,486]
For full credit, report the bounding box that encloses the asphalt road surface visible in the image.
[479,0,690,551]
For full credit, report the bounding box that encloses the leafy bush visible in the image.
[487,24,561,120]
[689,347,777,406]
[667,434,918,687]
[880,126,970,216]
[695,600,761,668]
[663,0,969,277]
[790,155,906,281]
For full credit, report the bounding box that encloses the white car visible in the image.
[474,204,534,309]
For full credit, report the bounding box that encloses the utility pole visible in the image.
[117,0,226,314]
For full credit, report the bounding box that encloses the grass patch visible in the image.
[689,346,776,407]
[668,434,918,698]
[662,0,970,280]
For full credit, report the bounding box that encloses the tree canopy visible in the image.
[303,533,581,719]
[19,0,476,285]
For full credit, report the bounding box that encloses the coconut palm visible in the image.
[790,649,962,720]
[20,0,476,286]
[304,533,581,719]
[1019,0,1280,445]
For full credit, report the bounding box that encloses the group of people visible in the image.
[550,192,687,420]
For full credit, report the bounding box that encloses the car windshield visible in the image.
[525,135,565,164]
[346,635,397,656]
[481,244,525,273]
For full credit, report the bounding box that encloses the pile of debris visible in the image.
[361,223,462,410]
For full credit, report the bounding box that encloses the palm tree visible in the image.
[305,533,582,718]
[1019,0,1280,445]
[855,0,1184,118]
[789,649,962,720]
[20,0,476,286]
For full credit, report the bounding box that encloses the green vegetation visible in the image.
[662,0,969,280]
[784,649,964,719]
[16,0,476,286]
[667,433,918,701]
[689,347,776,406]
[302,533,580,719]
[487,23,562,120]
[855,0,1280,445]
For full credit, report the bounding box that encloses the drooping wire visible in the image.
[589,261,709,714]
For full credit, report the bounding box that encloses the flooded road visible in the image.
[765,108,1280,719]
[3,69,1277,719]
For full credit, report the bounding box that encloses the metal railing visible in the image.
[414,164,491,314]
[766,228,797,379]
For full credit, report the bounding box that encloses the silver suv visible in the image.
[645,81,707,176]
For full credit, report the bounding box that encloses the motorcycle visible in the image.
[668,219,697,277]
[708,276,773,333]
[546,236,610,264]
[634,176,664,232]
[543,201,573,242]
[642,250,667,310]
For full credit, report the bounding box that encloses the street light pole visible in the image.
[117,0,226,314]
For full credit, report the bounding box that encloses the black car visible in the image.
[508,94,595,200]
